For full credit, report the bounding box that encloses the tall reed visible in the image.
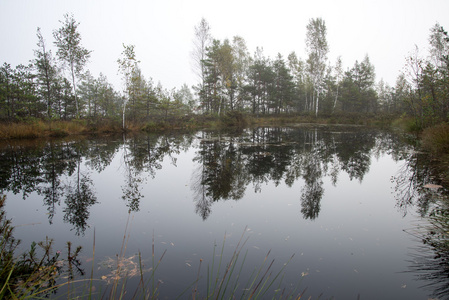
[188,227,302,300]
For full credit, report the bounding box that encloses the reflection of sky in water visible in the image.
[2,128,439,299]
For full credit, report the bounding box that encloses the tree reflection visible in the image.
[37,141,68,224]
[119,133,188,212]
[392,151,437,217]
[192,161,212,220]
[300,180,323,220]
[0,141,46,199]
[0,127,419,229]
[120,135,145,212]
[406,200,449,300]
[300,150,324,220]
[84,136,122,172]
[391,142,449,299]
[334,130,375,182]
[191,126,386,220]
[0,138,115,232]
[64,171,97,235]
[63,144,98,236]
[0,133,191,231]
[192,133,247,220]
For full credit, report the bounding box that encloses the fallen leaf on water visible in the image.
[98,255,150,284]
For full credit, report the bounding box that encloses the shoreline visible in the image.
[0,112,398,140]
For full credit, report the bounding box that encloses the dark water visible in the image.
[1,125,448,299]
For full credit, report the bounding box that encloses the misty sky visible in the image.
[1,0,448,92]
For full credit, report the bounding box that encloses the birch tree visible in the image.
[429,22,449,69]
[333,56,343,112]
[34,27,57,118]
[232,36,250,110]
[117,44,139,129]
[305,18,329,116]
[191,18,212,112]
[53,13,91,118]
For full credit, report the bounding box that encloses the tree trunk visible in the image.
[122,100,127,129]
[70,63,79,118]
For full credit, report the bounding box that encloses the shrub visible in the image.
[392,115,422,132]
[421,123,449,154]
[221,111,248,128]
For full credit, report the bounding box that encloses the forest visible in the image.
[0,14,448,132]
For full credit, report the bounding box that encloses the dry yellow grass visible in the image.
[0,122,40,139]
[0,120,89,139]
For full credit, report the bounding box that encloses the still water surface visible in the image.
[1,125,448,299]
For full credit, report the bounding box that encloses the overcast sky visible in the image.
[1,0,448,92]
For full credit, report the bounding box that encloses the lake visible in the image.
[1,125,448,299]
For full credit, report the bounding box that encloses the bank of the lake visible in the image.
[2,114,448,186]
[2,114,449,188]
[0,112,397,139]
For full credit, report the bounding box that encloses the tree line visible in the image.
[0,13,194,126]
[193,18,448,124]
[0,14,448,129]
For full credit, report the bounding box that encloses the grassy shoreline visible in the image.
[0,112,399,140]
